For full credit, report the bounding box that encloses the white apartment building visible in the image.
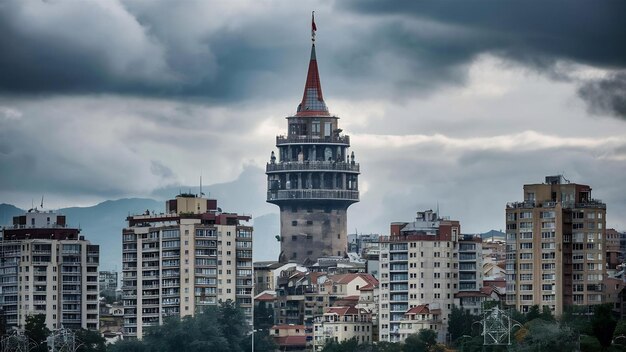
[379,210,460,343]
[313,306,373,350]
[0,209,100,331]
[122,194,253,339]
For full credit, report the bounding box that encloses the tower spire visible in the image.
[296,12,329,117]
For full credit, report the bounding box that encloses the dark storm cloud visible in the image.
[2,0,624,107]
[339,0,626,117]
[0,1,302,101]
[578,72,626,119]
[342,0,626,69]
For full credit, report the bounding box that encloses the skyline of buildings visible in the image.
[0,14,624,350]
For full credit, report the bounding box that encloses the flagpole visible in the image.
[311,11,316,43]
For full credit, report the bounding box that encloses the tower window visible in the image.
[292,221,297,226]
[306,220,313,225]
[292,236,297,241]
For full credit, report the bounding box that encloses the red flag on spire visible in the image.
[312,11,317,41]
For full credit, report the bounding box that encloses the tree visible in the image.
[107,339,148,352]
[321,337,360,352]
[403,329,437,352]
[525,305,541,322]
[75,329,106,352]
[254,302,274,331]
[448,305,465,342]
[613,319,626,346]
[516,319,578,352]
[24,314,50,352]
[591,303,617,350]
[539,305,555,322]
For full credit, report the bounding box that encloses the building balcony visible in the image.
[276,135,350,146]
[266,161,359,174]
[506,201,536,209]
[267,189,359,203]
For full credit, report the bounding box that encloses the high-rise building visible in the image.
[505,175,606,315]
[121,194,253,339]
[0,209,100,331]
[99,270,119,299]
[379,210,460,343]
[266,31,360,264]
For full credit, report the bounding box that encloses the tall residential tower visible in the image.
[505,175,606,315]
[266,26,360,264]
[0,209,100,331]
[121,194,253,339]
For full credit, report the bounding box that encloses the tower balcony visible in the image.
[266,161,359,174]
[267,189,359,203]
[276,135,350,146]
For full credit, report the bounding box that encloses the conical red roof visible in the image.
[296,44,329,117]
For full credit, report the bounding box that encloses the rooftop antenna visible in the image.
[436,201,440,218]
[41,195,44,210]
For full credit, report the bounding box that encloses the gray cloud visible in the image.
[1,0,624,109]
[577,72,626,119]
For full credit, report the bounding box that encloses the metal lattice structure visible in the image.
[1,331,33,352]
[481,307,518,346]
[46,329,77,352]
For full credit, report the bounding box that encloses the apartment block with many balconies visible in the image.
[505,175,606,315]
[0,209,99,331]
[121,194,252,339]
[378,210,460,343]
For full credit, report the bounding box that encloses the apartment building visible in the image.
[99,270,118,299]
[121,194,253,339]
[505,175,606,315]
[0,209,99,331]
[313,306,373,350]
[379,210,460,343]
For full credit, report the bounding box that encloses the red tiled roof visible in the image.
[455,291,489,298]
[274,336,307,347]
[331,273,379,286]
[484,278,506,288]
[360,283,376,291]
[405,304,436,315]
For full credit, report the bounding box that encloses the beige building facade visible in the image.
[505,175,606,315]
[0,210,100,331]
[122,194,253,339]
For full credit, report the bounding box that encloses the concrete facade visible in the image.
[379,210,460,343]
[0,210,99,331]
[121,194,253,339]
[505,175,606,315]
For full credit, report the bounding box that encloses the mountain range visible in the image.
[0,166,282,270]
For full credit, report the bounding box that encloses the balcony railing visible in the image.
[267,189,359,202]
[276,135,350,146]
[266,161,359,173]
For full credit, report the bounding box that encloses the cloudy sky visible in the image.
[1,0,625,235]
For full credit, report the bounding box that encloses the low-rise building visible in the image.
[313,306,373,350]
[398,304,442,341]
[270,324,307,351]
